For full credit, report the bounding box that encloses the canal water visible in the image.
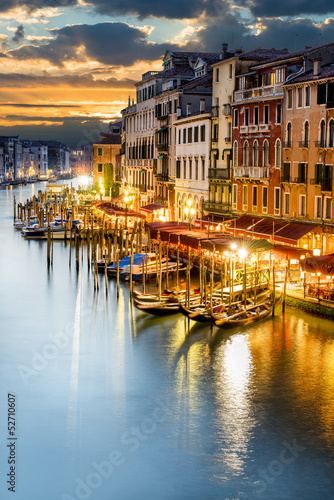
[0,182,334,500]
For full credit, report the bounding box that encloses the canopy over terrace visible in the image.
[300,254,334,275]
[92,201,146,218]
[225,215,316,245]
[147,222,273,254]
[140,203,167,213]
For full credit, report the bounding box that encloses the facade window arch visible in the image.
[304,120,309,146]
[233,141,238,167]
[263,140,269,167]
[275,139,281,167]
[253,140,259,167]
[243,140,249,167]
[287,122,292,146]
[320,119,326,146]
[329,119,334,147]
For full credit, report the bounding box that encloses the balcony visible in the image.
[240,124,269,133]
[321,179,332,191]
[222,104,231,116]
[315,140,326,148]
[212,106,219,117]
[202,200,231,213]
[299,140,309,149]
[156,115,168,121]
[281,173,291,183]
[139,184,147,192]
[283,141,292,149]
[225,136,232,143]
[157,143,168,152]
[208,168,231,180]
[292,176,307,184]
[234,166,269,179]
[234,84,283,102]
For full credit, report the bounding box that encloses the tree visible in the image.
[103,163,114,196]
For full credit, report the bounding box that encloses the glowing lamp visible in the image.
[313,249,321,256]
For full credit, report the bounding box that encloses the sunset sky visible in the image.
[1,1,334,147]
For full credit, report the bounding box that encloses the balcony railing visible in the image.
[222,104,231,116]
[157,143,168,152]
[283,141,292,148]
[212,106,219,117]
[315,140,326,148]
[202,201,231,213]
[234,166,269,179]
[234,84,283,102]
[208,168,231,180]
[292,176,307,184]
[321,179,332,191]
[139,184,147,192]
[281,174,291,182]
[299,140,309,149]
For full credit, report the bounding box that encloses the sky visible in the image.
[1,1,334,148]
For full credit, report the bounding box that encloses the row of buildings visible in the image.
[0,136,94,183]
[93,42,334,254]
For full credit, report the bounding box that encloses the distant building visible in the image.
[31,141,48,176]
[39,140,70,175]
[0,136,22,180]
[93,121,122,196]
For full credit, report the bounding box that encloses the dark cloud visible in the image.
[0,116,113,148]
[195,15,334,53]
[0,72,136,89]
[8,22,173,66]
[0,0,77,14]
[12,25,25,44]
[91,0,226,20]
[0,0,227,19]
[234,0,334,18]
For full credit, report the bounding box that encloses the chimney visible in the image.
[200,99,205,113]
[186,102,191,116]
[132,98,135,106]
[221,42,228,60]
[177,106,182,118]
[128,96,131,106]
[313,58,322,78]
[235,49,243,56]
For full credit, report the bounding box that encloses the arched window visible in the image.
[304,121,309,146]
[329,120,334,147]
[320,120,326,147]
[233,141,238,167]
[253,140,259,167]
[243,141,249,167]
[275,139,281,167]
[263,140,269,167]
[287,122,292,147]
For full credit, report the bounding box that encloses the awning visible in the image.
[272,244,312,260]
[156,127,168,134]
[211,148,219,154]
[222,148,232,160]
[111,193,124,203]
[301,254,334,275]
[140,203,167,213]
[226,215,316,245]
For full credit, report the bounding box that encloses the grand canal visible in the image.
[0,182,334,500]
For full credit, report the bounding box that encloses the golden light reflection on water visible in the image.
[212,334,255,475]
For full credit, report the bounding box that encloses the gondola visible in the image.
[179,302,226,323]
[212,294,281,329]
[133,298,181,316]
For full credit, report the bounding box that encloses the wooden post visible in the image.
[142,257,146,295]
[129,242,134,298]
[47,227,51,267]
[166,242,169,290]
[210,252,214,314]
[244,258,247,310]
[187,247,191,307]
[221,261,224,303]
[105,247,108,295]
[254,259,258,305]
[282,262,288,313]
[272,263,276,316]
[13,195,16,221]
[176,236,180,291]
[116,251,120,298]
[158,240,162,301]
[199,254,203,303]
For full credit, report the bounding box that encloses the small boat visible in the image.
[134,298,180,316]
[104,253,150,275]
[22,227,47,239]
[212,294,281,329]
[179,302,226,323]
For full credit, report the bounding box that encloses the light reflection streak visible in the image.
[213,334,255,474]
[66,270,82,450]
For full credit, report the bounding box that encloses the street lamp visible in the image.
[184,198,195,230]
[124,190,129,229]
